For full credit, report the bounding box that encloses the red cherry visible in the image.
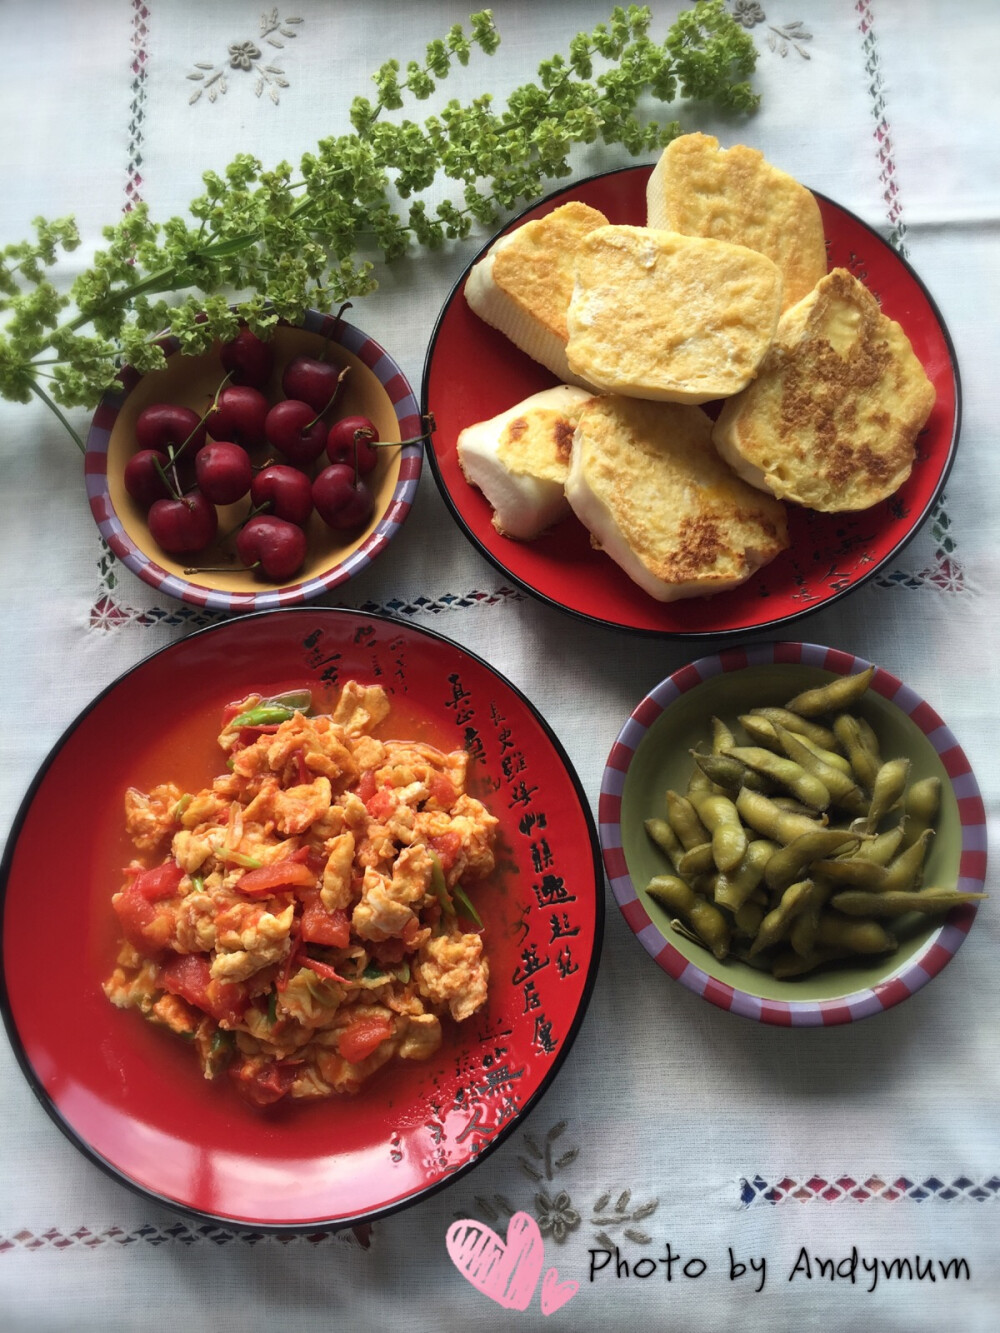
[325,415,380,474]
[195,441,253,505]
[313,464,375,531]
[264,398,327,466]
[123,448,172,508]
[251,464,314,526]
[220,326,274,389]
[135,403,207,460]
[148,490,218,554]
[236,515,307,581]
[207,385,269,449]
[281,354,343,413]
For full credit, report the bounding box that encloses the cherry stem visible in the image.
[306,365,351,428]
[216,499,270,545]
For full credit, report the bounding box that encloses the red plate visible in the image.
[421,166,961,636]
[0,609,602,1230]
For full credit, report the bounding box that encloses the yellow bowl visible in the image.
[85,311,422,610]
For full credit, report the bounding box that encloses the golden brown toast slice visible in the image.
[463,201,609,387]
[566,395,789,601]
[712,268,937,512]
[565,225,782,404]
[646,133,827,312]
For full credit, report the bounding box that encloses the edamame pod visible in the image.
[880,827,934,893]
[645,817,683,867]
[783,665,875,718]
[832,713,881,791]
[815,913,896,954]
[863,757,910,832]
[763,829,859,893]
[692,792,748,873]
[665,790,709,851]
[771,946,850,979]
[901,776,942,849]
[772,724,867,815]
[746,708,838,750]
[714,838,778,911]
[736,788,826,844]
[647,875,730,959]
[711,716,737,755]
[829,886,987,917]
[725,746,831,811]
[811,857,889,890]
[676,841,716,879]
[749,879,813,956]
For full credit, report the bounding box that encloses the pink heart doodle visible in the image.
[445,1211,545,1311]
[540,1266,579,1316]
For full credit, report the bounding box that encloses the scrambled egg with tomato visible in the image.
[103,682,498,1107]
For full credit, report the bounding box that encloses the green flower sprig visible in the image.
[0,2,758,451]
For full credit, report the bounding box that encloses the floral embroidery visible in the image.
[228,41,262,72]
[766,19,813,59]
[536,1190,580,1242]
[458,1122,659,1247]
[733,1,765,26]
[728,5,814,58]
[590,1188,659,1248]
[188,11,303,105]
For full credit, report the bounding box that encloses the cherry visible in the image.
[264,398,327,466]
[195,441,253,505]
[251,464,314,526]
[313,463,375,531]
[325,415,380,474]
[124,448,172,508]
[135,403,207,461]
[208,385,269,449]
[236,515,307,581]
[148,489,218,554]
[220,326,274,389]
[282,353,343,413]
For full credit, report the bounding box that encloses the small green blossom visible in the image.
[0,1,760,450]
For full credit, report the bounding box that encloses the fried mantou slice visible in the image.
[712,268,936,512]
[464,201,609,387]
[565,225,782,405]
[457,384,598,540]
[646,132,828,312]
[566,395,789,601]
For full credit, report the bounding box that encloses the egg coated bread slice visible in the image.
[646,132,828,312]
[457,384,598,540]
[564,226,783,404]
[566,395,789,601]
[711,268,937,512]
[464,200,609,387]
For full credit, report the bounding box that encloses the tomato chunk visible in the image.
[337,1014,394,1064]
[161,954,247,1026]
[235,860,316,898]
[300,892,350,947]
[427,774,458,807]
[131,860,184,901]
[230,1058,297,1107]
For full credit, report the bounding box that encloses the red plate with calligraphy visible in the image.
[0,609,603,1231]
[422,166,961,636]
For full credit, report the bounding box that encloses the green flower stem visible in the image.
[28,378,86,453]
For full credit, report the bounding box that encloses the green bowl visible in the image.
[599,642,986,1025]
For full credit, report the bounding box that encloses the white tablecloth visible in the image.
[1,2,998,1329]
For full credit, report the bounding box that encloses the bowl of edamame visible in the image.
[599,641,986,1025]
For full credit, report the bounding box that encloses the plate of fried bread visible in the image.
[421,134,960,636]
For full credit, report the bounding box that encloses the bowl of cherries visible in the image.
[85,309,428,611]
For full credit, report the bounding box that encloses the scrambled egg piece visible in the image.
[103,682,498,1108]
